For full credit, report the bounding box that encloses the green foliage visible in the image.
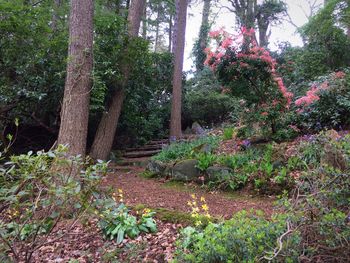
[96,201,157,244]
[279,165,350,261]
[175,211,300,262]
[153,136,220,162]
[295,69,350,131]
[0,145,108,262]
[222,127,234,140]
[195,153,217,172]
[0,0,67,143]
[183,69,240,127]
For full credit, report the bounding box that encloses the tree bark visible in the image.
[90,0,146,160]
[168,13,173,52]
[142,1,147,39]
[57,0,94,156]
[196,0,211,71]
[154,2,161,52]
[51,0,62,31]
[170,0,187,139]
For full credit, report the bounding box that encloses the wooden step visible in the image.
[147,139,169,145]
[126,144,166,152]
[117,157,150,167]
[123,149,161,158]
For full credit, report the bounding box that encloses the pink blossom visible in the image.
[335,71,346,79]
[221,37,233,48]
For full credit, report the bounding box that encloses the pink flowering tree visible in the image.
[205,27,293,134]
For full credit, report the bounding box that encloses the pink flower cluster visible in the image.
[295,81,329,107]
[334,71,346,79]
[205,27,293,107]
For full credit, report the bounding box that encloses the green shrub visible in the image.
[152,136,220,162]
[280,166,350,261]
[195,153,217,172]
[222,127,235,140]
[96,200,157,244]
[294,69,350,132]
[183,90,240,127]
[175,211,300,262]
[0,145,108,262]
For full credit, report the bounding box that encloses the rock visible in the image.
[192,122,205,135]
[172,159,200,182]
[272,160,284,170]
[146,160,168,175]
[205,166,233,181]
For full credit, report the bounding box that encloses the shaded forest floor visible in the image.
[31,163,276,262]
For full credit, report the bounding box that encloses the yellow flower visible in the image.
[201,204,209,211]
[200,196,206,202]
[118,188,123,193]
[191,194,196,199]
[195,220,202,226]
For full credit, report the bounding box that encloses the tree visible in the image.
[193,0,212,71]
[57,0,94,156]
[90,0,146,160]
[169,0,188,139]
[224,0,286,47]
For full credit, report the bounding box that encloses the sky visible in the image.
[183,0,324,72]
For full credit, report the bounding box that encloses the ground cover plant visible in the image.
[0,146,157,262]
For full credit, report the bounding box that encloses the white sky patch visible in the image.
[183,0,323,72]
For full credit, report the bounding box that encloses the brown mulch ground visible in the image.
[29,219,180,263]
[105,166,276,219]
[16,165,276,262]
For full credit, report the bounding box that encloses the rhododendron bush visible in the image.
[205,28,293,135]
[294,69,350,131]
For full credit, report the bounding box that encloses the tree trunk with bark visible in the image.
[196,0,211,71]
[170,0,187,139]
[57,0,94,156]
[168,13,173,52]
[90,0,146,160]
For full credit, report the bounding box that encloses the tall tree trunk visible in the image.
[142,1,147,39]
[257,19,269,47]
[154,3,161,52]
[51,0,62,31]
[168,13,173,52]
[90,0,146,160]
[170,0,187,139]
[196,0,211,71]
[57,0,94,156]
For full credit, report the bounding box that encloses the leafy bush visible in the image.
[175,211,300,262]
[222,127,235,140]
[195,153,217,172]
[152,136,220,162]
[293,69,350,132]
[0,145,108,262]
[279,166,350,261]
[96,200,157,244]
[183,90,239,127]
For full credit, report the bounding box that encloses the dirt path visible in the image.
[105,165,276,219]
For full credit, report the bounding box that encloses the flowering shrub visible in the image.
[294,68,350,131]
[204,27,293,135]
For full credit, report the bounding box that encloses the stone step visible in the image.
[123,149,161,158]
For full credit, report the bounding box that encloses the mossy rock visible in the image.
[172,159,200,182]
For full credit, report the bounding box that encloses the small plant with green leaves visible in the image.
[153,136,220,162]
[0,145,108,262]
[195,152,217,172]
[222,127,235,140]
[175,211,300,262]
[96,190,157,244]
